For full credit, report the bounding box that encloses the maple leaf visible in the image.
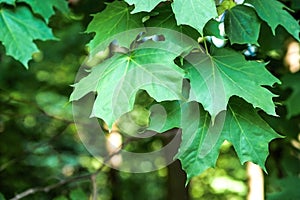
[245,0,300,41]
[70,47,185,128]
[225,5,261,45]
[124,0,166,13]
[85,1,144,55]
[171,0,218,35]
[0,6,56,68]
[183,47,280,120]
[17,0,69,23]
[144,4,200,41]
[177,98,281,182]
[176,101,225,182]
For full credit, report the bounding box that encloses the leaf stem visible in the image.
[203,38,209,55]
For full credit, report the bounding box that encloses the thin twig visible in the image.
[91,174,98,200]
[9,140,128,200]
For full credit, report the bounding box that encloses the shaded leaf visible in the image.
[124,0,165,13]
[70,48,184,128]
[281,72,300,118]
[0,6,56,68]
[69,189,87,200]
[225,5,261,45]
[171,0,218,35]
[203,19,223,38]
[17,0,69,23]
[267,176,300,200]
[184,47,279,120]
[0,193,5,200]
[245,0,300,41]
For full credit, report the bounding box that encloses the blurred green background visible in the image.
[0,0,299,199]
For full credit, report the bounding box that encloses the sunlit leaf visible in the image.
[124,0,165,13]
[171,0,218,34]
[184,47,279,120]
[70,47,185,128]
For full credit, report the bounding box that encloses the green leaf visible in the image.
[36,91,72,120]
[144,4,200,40]
[177,102,225,182]
[86,1,144,55]
[70,47,185,128]
[0,193,6,200]
[245,0,300,41]
[69,189,87,200]
[203,19,223,38]
[124,0,165,13]
[148,101,181,133]
[171,0,218,35]
[224,98,281,170]
[281,72,300,118]
[0,0,15,5]
[267,176,300,200]
[0,6,56,68]
[177,98,281,182]
[184,48,279,120]
[225,5,261,45]
[17,0,69,23]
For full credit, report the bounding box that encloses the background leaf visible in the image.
[0,6,56,68]
[281,72,300,118]
[17,0,69,23]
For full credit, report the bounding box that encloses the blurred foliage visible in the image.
[0,0,299,200]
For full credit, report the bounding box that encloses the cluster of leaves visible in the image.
[0,0,299,198]
[70,0,299,182]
